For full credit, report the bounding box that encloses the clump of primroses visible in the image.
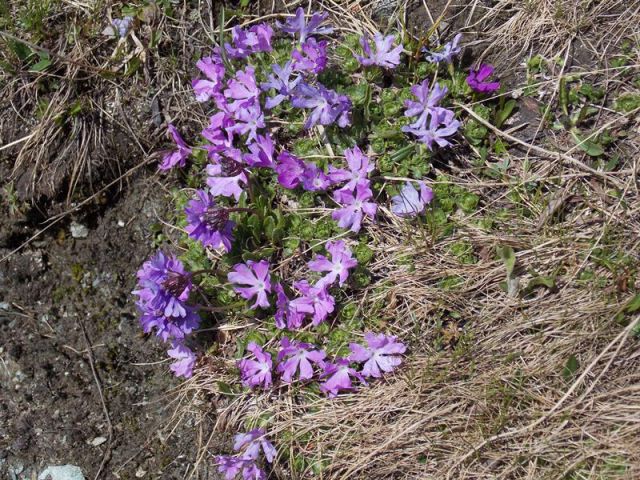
[134,6,502,472]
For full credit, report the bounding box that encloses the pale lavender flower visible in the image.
[206,155,248,201]
[216,456,248,480]
[275,151,306,189]
[276,7,333,43]
[184,189,235,251]
[274,283,305,330]
[242,464,266,480]
[224,66,260,113]
[327,146,374,192]
[238,342,273,388]
[356,32,403,69]
[308,240,357,287]
[320,358,366,398]
[260,61,301,109]
[332,184,377,233]
[467,64,500,93]
[402,107,460,150]
[225,24,273,59]
[228,260,272,309]
[167,342,196,378]
[234,428,276,463]
[227,103,265,144]
[301,162,332,191]
[243,134,275,168]
[276,337,326,383]
[112,16,133,38]
[159,124,191,170]
[291,82,351,129]
[424,33,462,64]
[192,55,225,102]
[289,280,335,326]
[349,332,406,378]
[292,38,328,74]
[403,79,448,121]
[390,181,434,217]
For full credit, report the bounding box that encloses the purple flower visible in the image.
[243,134,275,168]
[242,464,266,480]
[192,55,225,102]
[320,358,366,398]
[332,184,377,233]
[225,24,273,59]
[467,64,500,93]
[308,240,358,287]
[112,16,133,38]
[390,181,434,217]
[227,103,265,144]
[276,7,333,43]
[228,260,272,309]
[260,61,301,109]
[234,428,276,463]
[276,337,326,383]
[292,38,328,74]
[404,79,448,120]
[274,151,305,189]
[139,308,200,343]
[349,332,406,378]
[402,107,460,150]
[327,146,374,192]
[184,189,235,251]
[216,456,248,480]
[159,124,191,170]
[289,280,335,326]
[167,342,196,378]
[301,161,332,191]
[356,32,403,69]
[424,33,462,63]
[238,342,273,389]
[206,154,248,201]
[274,283,305,329]
[202,112,235,155]
[224,66,260,113]
[291,82,351,129]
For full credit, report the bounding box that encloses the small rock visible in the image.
[69,222,89,239]
[135,467,147,478]
[117,219,125,227]
[89,436,107,446]
[38,465,85,480]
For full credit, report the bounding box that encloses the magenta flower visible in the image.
[308,240,358,287]
[332,184,377,233]
[320,358,366,398]
[274,151,306,189]
[276,337,326,383]
[467,64,500,93]
[202,112,235,155]
[327,146,374,192]
[238,342,273,389]
[159,124,191,170]
[291,82,351,129]
[234,428,276,463]
[224,66,260,113]
[243,134,274,169]
[276,7,333,43]
[184,189,235,251]
[224,24,273,59]
[260,61,301,109]
[216,456,248,480]
[292,38,328,74]
[424,33,462,64]
[349,332,406,378]
[192,55,225,102]
[274,282,305,330]
[390,181,434,217]
[404,79,448,120]
[356,32,403,69]
[228,260,272,309]
[289,280,335,326]
[227,103,265,144]
[402,107,460,150]
[206,154,248,201]
[167,342,196,378]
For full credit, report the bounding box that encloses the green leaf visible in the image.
[30,53,51,72]
[562,355,580,382]
[614,93,640,113]
[624,293,640,314]
[494,99,517,129]
[496,245,516,277]
[571,131,604,157]
[522,276,556,296]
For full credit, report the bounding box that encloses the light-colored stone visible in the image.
[69,222,89,239]
[38,465,85,480]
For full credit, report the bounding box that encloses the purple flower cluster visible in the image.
[402,79,460,150]
[356,32,403,69]
[133,252,199,378]
[216,428,276,480]
[237,333,405,398]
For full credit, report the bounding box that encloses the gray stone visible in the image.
[38,465,85,480]
[69,222,89,239]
